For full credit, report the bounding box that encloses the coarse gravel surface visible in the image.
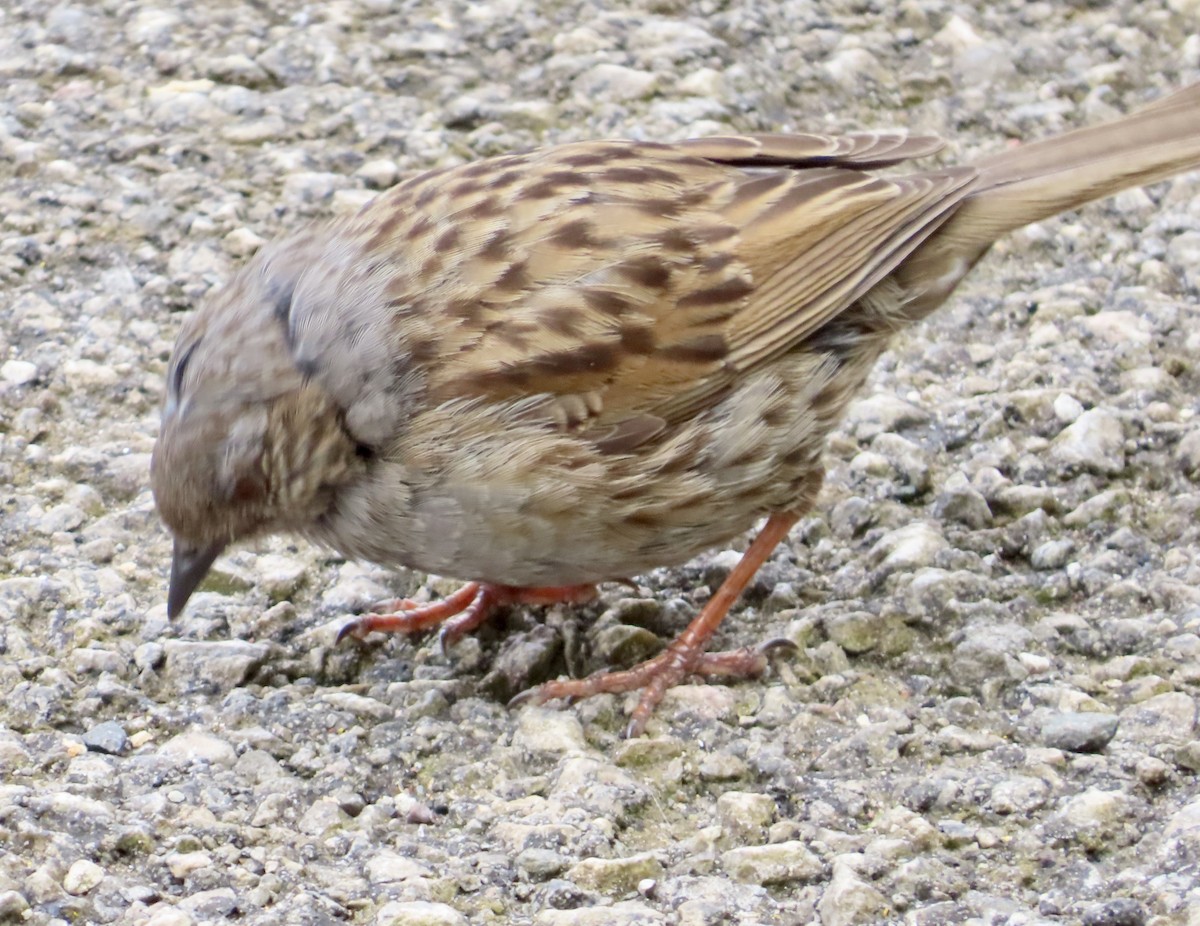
[3,1,1200,924]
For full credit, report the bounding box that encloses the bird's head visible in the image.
[151,258,365,618]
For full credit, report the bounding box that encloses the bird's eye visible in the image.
[170,338,200,399]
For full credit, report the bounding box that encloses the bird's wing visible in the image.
[303,134,977,447]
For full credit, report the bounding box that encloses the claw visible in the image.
[506,688,540,710]
[756,637,799,657]
[335,618,367,644]
[436,619,472,657]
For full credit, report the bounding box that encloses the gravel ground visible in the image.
[3,1,1200,924]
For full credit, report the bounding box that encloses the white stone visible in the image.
[377,901,467,926]
[165,851,212,879]
[63,859,104,895]
[573,64,658,102]
[513,707,587,754]
[1052,393,1084,424]
[0,360,37,385]
[1050,408,1125,475]
[158,731,237,768]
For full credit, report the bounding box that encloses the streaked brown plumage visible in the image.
[152,84,1200,736]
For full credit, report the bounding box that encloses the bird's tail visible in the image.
[896,82,1200,317]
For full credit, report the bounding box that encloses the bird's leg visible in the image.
[337,582,597,646]
[513,511,801,737]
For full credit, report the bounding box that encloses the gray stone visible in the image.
[1080,898,1146,926]
[83,721,128,756]
[817,856,888,926]
[1040,712,1119,753]
[989,776,1050,815]
[716,791,776,844]
[1176,429,1200,479]
[934,476,993,529]
[535,901,667,925]
[567,853,664,895]
[721,841,822,884]
[161,640,269,694]
[1030,539,1074,570]
[178,888,238,919]
[825,611,886,655]
[843,393,931,441]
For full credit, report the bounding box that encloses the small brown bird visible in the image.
[153,84,1200,736]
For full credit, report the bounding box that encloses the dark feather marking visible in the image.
[591,414,667,454]
[468,196,504,219]
[396,166,447,191]
[623,510,662,529]
[701,253,735,273]
[652,227,696,252]
[804,317,877,359]
[730,172,791,207]
[583,288,632,317]
[479,229,511,261]
[558,150,625,167]
[781,444,822,466]
[449,179,483,199]
[636,197,684,218]
[405,338,439,364]
[676,276,754,308]
[489,169,523,190]
[459,160,498,179]
[268,277,295,324]
[420,254,443,279]
[542,170,589,186]
[268,277,298,351]
[444,297,483,321]
[618,256,672,290]
[522,170,590,200]
[660,333,728,363]
[435,226,461,252]
[603,165,682,185]
[549,218,602,249]
[495,260,531,292]
[496,324,532,351]
[761,404,790,428]
[406,215,434,241]
[170,338,200,398]
[531,342,620,375]
[541,306,586,336]
[561,145,644,165]
[619,325,656,354]
[366,211,404,250]
[692,224,739,243]
[474,366,531,388]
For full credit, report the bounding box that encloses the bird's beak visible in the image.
[167,539,226,618]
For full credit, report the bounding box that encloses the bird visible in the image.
[152,83,1200,737]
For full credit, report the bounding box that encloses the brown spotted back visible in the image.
[335,135,978,440]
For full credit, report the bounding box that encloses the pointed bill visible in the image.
[167,539,226,618]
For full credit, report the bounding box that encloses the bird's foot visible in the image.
[336,581,597,648]
[511,510,803,737]
[512,636,794,737]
